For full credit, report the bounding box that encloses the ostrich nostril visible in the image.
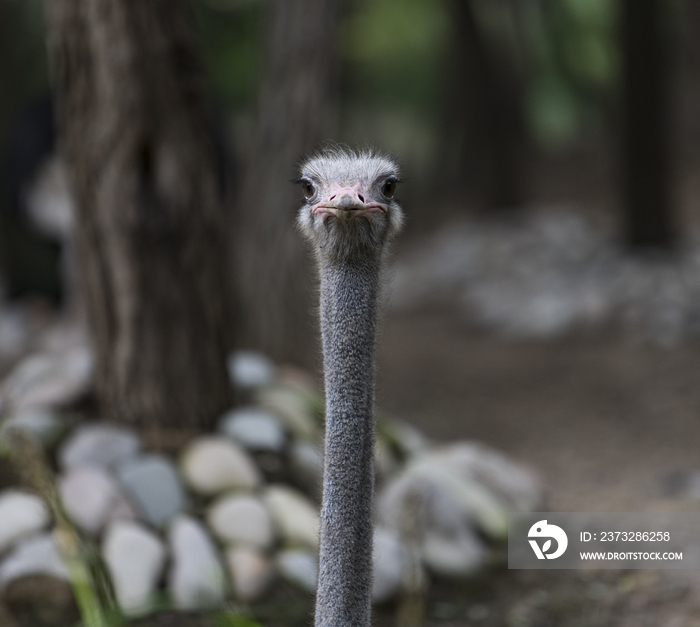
[330,194,337,201]
[358,194,365,203]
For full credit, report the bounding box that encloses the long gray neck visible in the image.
[315,258,381,627]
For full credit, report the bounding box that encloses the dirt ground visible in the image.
[375,302,700,626]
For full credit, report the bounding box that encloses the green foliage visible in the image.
[549,0,619,90]
[6,430,116,627]
[192,0,264,109]
[342,0,451,112]
[527,75,582,148]
[338,0,453,172]
[523,0,619,149]
[213,612,265,627]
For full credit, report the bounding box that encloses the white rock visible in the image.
[378,472,450,536]
[1,345,93,410]
[59,467,136,534]
[423,442,541,514]
[226,547,273,602]
[102,520,166,615]
[181,437,261,496]
[288,441,323,496]
[264,485,320,549]
[382,418,430,458]
[379,457,509,539]
[421,529,485,577]
[168,515,226,609]
[257,386,318,440]
[377,453,488,578]
[38,321,89,354]
[0,306,30,359]
[276,549,317,593]
[0,534,69,588]
[0,491,51,553]
[227,351,275,388]
[0,407,65,449]
[372,528,405,603]
[219,407,286,452]
[58,424,141,470]
[24,154,74,239]
[207,494,274,549]
[276,366,319,397]
[390,209,700,343]
[116,455,186,527]
[684,470,700,499]
[375,438,398,480]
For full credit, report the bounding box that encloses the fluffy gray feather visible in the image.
[297,147,403,627]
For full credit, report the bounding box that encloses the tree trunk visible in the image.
[621,0,674,248]
[232,0,339,369]
[48,0,233,431]
[442,0,524,211]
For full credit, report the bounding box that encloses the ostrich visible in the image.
[296,148,403,627]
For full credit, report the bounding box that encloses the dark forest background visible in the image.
[1,0,700,428]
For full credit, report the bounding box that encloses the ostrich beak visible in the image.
[312,189,387,222]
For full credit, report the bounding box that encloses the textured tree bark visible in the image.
[48,0,233,430]
[232,0,339,368]
[621,0,674,248]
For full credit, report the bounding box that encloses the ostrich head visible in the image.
[296,148,404,264]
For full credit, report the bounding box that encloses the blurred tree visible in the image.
[621,0,674,248]
[444,0,525,210]
[48,0,233,431]
[680,0,700,159]
[232,0,340,368]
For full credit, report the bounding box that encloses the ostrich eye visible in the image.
[382,180,396,198]
[302,180,315,199]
